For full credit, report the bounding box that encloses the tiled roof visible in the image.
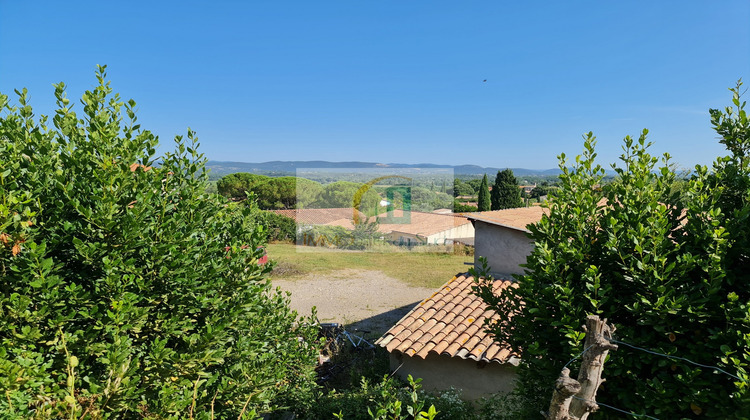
[375,274,518,365]
[270,208,473,237]
[375,210,472,237]
[269,208,366,225]
[325,218,357,229]
[465,207,548,233]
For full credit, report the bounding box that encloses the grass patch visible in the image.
[267,243,473,288]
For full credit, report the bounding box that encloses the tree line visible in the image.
[216,172,454,213]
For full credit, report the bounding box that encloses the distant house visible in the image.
[375,273,518,400]
[465,207,547,277]
[269,208,366,227]
[519,184,536,195]
[270,208,476,247]
[374,210,474,246]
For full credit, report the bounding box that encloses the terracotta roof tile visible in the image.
[431,340,452,355]
[389,324,405,337]
[269,208,367,226]
[416,342,437,358]
[441,340,460,355]
[376,274,518,365]
[484,345,502,361]
[465,207,548,232]
[426,321,445,336]
[374,210,472,237]
[272,208,472,237]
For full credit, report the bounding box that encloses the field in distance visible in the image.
[267,243,473,289]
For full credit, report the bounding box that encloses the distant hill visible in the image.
[205,160,565,178]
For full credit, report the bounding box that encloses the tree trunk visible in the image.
[546,367,582,420]
[545,315,617,420]
[568,315,618,420]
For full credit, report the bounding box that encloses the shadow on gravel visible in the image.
[346,301,422,339]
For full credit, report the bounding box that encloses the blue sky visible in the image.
[1,1,748,170]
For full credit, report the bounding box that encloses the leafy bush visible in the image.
[254,210,297,242]
[474,392,524,420]
[453,200,478,213]
[475,83,750,418]
[300,220,382,250]
[420,387,475,420]
[306,375,437,420]
[0,67,319,418]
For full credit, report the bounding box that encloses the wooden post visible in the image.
[545,315,617,420]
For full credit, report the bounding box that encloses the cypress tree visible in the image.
[478,174,491,211]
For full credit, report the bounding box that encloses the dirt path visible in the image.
[272,268,436,336]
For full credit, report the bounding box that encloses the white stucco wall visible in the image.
[473,221,534,277]
[424,222,475,245]
[389,353,517,400]
[386,222,475,246]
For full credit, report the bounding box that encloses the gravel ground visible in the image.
[272,268,436,337]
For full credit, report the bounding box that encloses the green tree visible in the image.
[453,178,474,197]
[475,83,750,418]
[217,172,269,199]
[0,67,319,418]
[477,174,491,211]
[453,200,478,213]
[218,174,323,209]
[296,177,324,208]
[314,181,380,214]
[466,178,482,194]
[490,169,522,210]
[252,176,297,209]
[528,185,551,199]
[408,187,453,212]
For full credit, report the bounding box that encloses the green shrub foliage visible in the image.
[217,173,324,210]
[252,210,297,242]
[0,66,319,418]
[453,200,478,213]
[306,375,437,420]
[452,178,474,197]
[301,219,381,250]
[475,82,750,418]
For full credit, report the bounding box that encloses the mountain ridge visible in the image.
[206,160,565,177]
